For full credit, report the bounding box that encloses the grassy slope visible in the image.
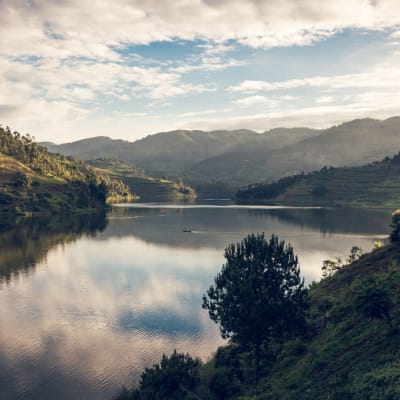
[237,154,400,208]
[257,243,400,400]
[89,159,196,202]
[113,239,400,400]
[0,154,131,215]
[0,126,134,215]
[0,153,86,214]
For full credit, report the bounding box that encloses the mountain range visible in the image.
[42,117,400,196]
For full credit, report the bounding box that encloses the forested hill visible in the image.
[42,117,400,197]
[88,158,196,202]
[236,152,400,208]
[0,126,132,215]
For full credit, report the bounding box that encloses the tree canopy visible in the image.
[114,351,200,400]
[202,233,308,383]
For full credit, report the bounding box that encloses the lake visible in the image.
[0,203,392,399]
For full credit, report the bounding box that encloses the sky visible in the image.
[1,0,400,143]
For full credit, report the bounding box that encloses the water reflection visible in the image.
[0,205,392,400]
[0,213,107,284]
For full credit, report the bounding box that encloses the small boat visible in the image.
[183,229,192,233]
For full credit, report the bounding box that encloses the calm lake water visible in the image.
[0,203,392,399]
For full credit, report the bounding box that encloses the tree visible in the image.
[134,351,200,400]
[321,257,343,278]
[354,278,394,330]
[390,209,400,243]
[347,246,364,264]
[202,233,308,384]
[321,246,364,279]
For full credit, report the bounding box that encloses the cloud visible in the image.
[1,0,400,60]
[389,30,400,39]
[181,89,400,133]
[229,64,400,93]
[1,1,400,141]
[234,95,278,108]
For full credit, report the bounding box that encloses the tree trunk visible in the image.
[253,341,261,387]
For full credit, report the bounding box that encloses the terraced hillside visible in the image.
[88,158,196,202]
[237,153,400,208]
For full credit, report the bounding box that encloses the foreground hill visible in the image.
[114,230,400,399]
[42,117,400,197]
[0,127,132,215]
[236,152,400,208]
[254,240,400,400]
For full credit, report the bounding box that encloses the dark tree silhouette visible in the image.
[203,233,308,384]
[354,278,394,329]
[390,209,400,243]
[115,351,201,400]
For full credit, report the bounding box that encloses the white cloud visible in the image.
[181,89,400,132]
[389,30,400,39]
[229,64,400,93]
[171,58,243,74]
[1,1,400,141]
[316,96,335,104]
[1,0,400,60]
[234,95,278,108]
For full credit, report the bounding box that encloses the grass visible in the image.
[254,243,400,399]
[0,154,101,215]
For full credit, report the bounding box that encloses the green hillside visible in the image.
[42,117,400,197]
[88,158,196,202]
[257,241,400,400]
[236,152,400,208]
[0,126,132,215]
[114,229,400,400]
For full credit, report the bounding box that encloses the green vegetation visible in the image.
[114,226,400,400]
[115,351,201,400]
[237,153,400,208]
[390,209,400,242]
[88,158,196,202]
[203,234,308,385]
[0,126,132,215]
[321,246,364,278]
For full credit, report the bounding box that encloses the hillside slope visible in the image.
[259,242,400,400]
[0,127,132,215]
[190,117,400,187]
[236,152,400,208]
[88,159,196,202]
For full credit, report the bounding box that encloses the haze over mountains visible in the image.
[42,117,400,196]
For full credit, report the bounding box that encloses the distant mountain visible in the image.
[189,117,400,187]
[42,127,321,174]
[236,151,400,208]
[41,117,400,197]
[43,130,257,173]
